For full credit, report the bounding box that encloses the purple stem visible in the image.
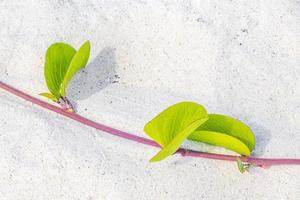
[1,80,300,167]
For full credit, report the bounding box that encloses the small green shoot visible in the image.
[39,41,91,111]
[144,102,256,162]
[236,157,250,173]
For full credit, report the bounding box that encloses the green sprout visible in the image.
[144,102,256,162]
[39,41,91,112]
[236,157,251,173]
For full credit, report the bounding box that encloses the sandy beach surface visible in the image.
[0,0,299,199]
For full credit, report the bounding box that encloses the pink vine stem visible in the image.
[1,80,300,167]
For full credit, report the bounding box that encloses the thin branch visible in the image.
[1,80,300,167]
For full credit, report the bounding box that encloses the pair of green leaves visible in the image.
[144,102,256,162]
[39,41,91,101]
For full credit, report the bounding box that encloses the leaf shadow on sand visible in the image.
[67,46,118,105]
[249,123,271,157]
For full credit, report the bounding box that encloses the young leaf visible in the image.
[60,41,91,96]
[39,92,58,101]
[44,43,76,98]
[194,114,255,152]
[43,41,90,99]
[236,157,249,173]
[188,131,251,156]
[144,102,208,162]
[150,118,208,162]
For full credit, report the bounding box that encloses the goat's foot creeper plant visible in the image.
[1,40,300,173]
[39,41,91,112]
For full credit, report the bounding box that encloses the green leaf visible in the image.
[193,114,255,152]
[60,41,90,96]
[150,118,208,162]
[144,102,208,162]
[188,131,251,156]
[44,42,76,98]
[43,41,90,99]
[39,92,58,101]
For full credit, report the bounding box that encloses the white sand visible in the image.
[0,0,300,199]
